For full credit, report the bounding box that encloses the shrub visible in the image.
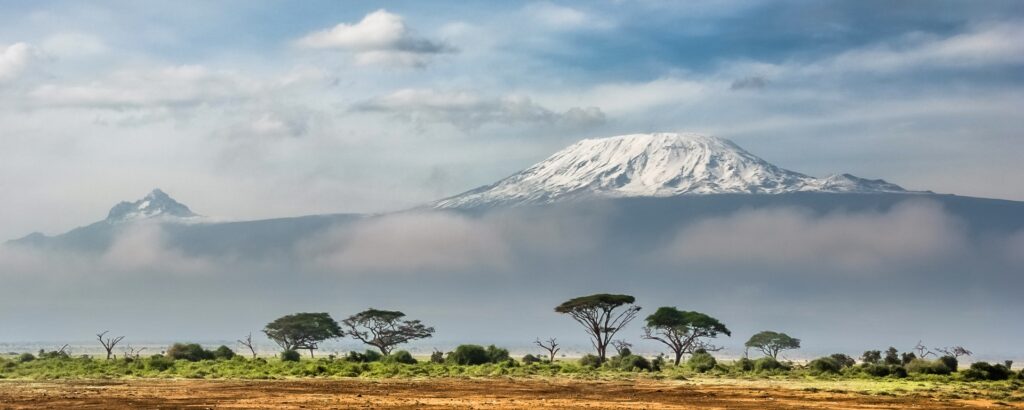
[485,345,510,363]
[829,354,856,368]
[891,366,908,378]
[430,350,445,364]
[610,354,651,371]
[17,353,35,363]
[145,354,175,371]
[861,364,891,377]
[938,355,958,372]
[579,354,602,368]
[906,359,952,375]
[447,345,489,365]
[688,352,717,373]
[386,350,417,364]
[963,362,1011,381]
[808,357,842,374]
[651,354,665,371]
[753,357,787,372]
[735,357,754,372]
[212,345,236,360]
[166,343,215,362]
[280,350,301,362]
[346,350,382,363]
[522,354,541,365]
[37,349,70,360]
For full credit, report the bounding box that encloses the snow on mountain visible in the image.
[435,133,911,208]
[105,188,200,223]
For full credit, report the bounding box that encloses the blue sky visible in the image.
[1,0,1023,239]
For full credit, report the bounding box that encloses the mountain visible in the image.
[434,133,912,208]
[105,188,200,223]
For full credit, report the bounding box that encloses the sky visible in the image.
[0,0,1022,240]
[2,1,1024,358]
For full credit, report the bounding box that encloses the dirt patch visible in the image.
[0,378,1017,409]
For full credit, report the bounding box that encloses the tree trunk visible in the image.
[309,348,315,358]
[674,351,683,366]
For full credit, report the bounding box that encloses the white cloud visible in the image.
[41,32,108,58]
[0,42,43,82]
[660,200,967,273]
[353,88,606,130]
[29,65,258,109]
[301,212,510,273]
[525,2,612,30]
[296,9,453,67]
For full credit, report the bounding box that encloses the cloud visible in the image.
[296,9,453,67]
[41,32,108,58]
[300,212,510,273]
[659,200,967,273]
[101,223,211,273]
[28,65,258,109]
[524,2,612,30]
[729,75,768,90]
[0,42,43,82]
[353,89,606,130]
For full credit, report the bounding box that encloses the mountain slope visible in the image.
[435,133,912,208]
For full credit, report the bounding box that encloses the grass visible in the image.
[1,354,1022,403]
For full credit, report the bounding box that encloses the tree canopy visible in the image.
[263,312,342,357]
[642,307,731,365]
[555,293,641,363]
[745,330,800,359]
[342,308,434,355]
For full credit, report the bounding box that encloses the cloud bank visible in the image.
[296,10,453,67]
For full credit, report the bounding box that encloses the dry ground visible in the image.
[0,378,1020,409]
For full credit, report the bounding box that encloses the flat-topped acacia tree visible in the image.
[745,330,800,359]
[343,308,435,355]
[555,294,641,364]
[263,312,342,358]
[642,307,731,365]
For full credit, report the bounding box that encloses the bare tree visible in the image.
[121,345,146,360]
[913,340,935,359]
[935,345,972,358]
[611,340,633,356]
[238,333,258,359]
[534,338,560,363]
[97,331,125,360]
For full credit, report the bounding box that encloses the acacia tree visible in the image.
[96,331,125,360]
[555,294,641,364]
[745,331,800,359]
[342,308,434,355]
[263,312,342,358]
[642,307,731,365]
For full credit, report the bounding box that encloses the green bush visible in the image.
[385,350,417,364]
[734,357,754,372]
[688,352,717,373]
[166,343,215,362]
[609,354,650,371]
[16,353,35,363]
[938,356,958,372]
[906,359,952,375]
[963,362,1011,381]
[522,354,541,365]
[447,345,489,365]
[753,357,787,372]
[430,350,444,364]
[808,357,842,374]
[861,364,891,377]
[280,350,301,362]
[891,366,908,378]
[145,354,175,371]
[212,345,236,360]
[346,350,383,363]
[829,353,856,368]
[485,345,510,363]
[578,354,602,368]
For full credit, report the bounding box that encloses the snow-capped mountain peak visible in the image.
[434,132,910,208]
[105,188,199,223]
